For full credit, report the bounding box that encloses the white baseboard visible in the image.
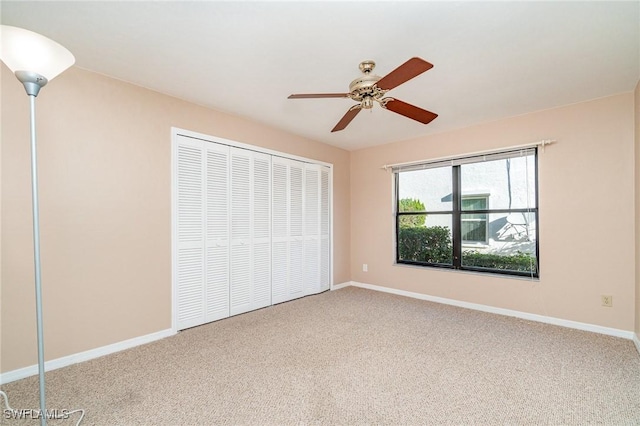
[331,281,352,291]
[634,333,640,356]
[0,328,175,385]
[340,281,634,340]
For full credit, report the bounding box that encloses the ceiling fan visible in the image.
[288,57,438,132]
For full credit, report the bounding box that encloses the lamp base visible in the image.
[15,70,48,97]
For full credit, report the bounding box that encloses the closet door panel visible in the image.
[272,241,288,304]
[304,165,321,295]
[320,167,330,291]
[289,161,305,300]
[272,158,289,304]
[176,247,205,329]
[290,240,304,298]
[304,166,319,237]
[253,154,271,240]
[290,163,304,239]
[175,140,205,330]
[272,160,289,239]
[253,241,271,309]
[231,151,251,240]
[304,239,319,295]
[204,144,230,322]
[252,153,271,310]
[206,245,229,321]
[206,147,230,240]
[230,148,252,315]
[177,143,204,243]
[230,243,251,315]
[320,238,330,292]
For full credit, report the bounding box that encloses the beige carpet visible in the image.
[2,286,640,425]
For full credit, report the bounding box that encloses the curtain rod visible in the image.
[381,139,556,171]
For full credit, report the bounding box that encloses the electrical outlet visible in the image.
[362,264,368,272]
[601,295,613,307]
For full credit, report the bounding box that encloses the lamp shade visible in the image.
[0,25,75,81]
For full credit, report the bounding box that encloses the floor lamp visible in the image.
[1,25,75,425]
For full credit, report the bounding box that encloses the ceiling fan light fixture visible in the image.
[362,97,374,109]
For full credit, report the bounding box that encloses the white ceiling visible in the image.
[2,1,639,151]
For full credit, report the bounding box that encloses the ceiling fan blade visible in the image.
[375,57,434,91]
[288,93,350,99]
[331,106,362,132]
[382,98,438,125]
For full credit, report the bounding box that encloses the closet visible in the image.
[173,130,331,331]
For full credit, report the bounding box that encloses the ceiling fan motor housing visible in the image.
[348,60,386,103]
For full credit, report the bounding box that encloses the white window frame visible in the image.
[461,194,489,246]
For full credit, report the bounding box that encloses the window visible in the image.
[395,148,538,277]
[461,196,488,244]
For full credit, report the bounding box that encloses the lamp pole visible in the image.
[1,26,75,426]
[28,87,47,426]
[17,68,49,426]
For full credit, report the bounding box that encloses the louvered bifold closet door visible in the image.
[175,137,206,330]
[252,152,272,310]
[304,164,321,296]
[204,143,230,322]
[175,131,331,330]
[320,167,331,291]
[289,161,305,300]
[271,157,290,304]
[230,148,253,316]
[230,147,272,316]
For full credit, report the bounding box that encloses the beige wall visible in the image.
[0,65,351,373]
[351,93,636,331]
[635,80,640,338]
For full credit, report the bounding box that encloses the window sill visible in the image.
[393,261,539,282]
